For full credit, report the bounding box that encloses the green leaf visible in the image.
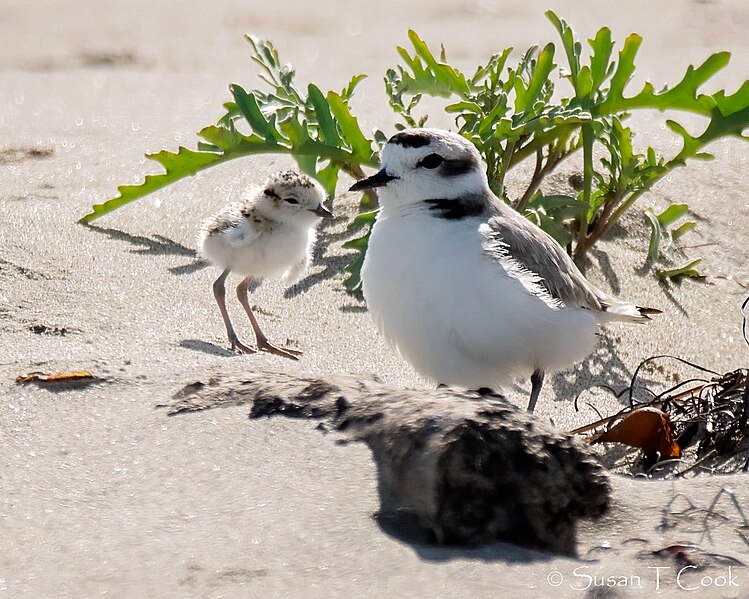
[407,30,470,96]
[588,26,614,91]
[643,208,662,261]
[314,161,340,197]
[657,203,689,227]
[597,33,641,112]
[672,221,696,241]
[327,91,375,163]
[199,125,278,152]
[230,84,282,143]
[393,30,470,99]
[341,74,367,100]
[657,259,705,282]
[514,43,556,112]
[599,52,730,116]
[525,194,589,221]
[344,209,379,236]
[342,209,379,294]
[80,147,230,223]
[196,142,221,153]
[307,84,343,147]
[280,117,345,191]
[529,208,573,248]
[546,10,581,89]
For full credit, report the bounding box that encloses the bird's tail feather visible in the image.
[599,300,662,323]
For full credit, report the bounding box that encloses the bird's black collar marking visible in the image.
[424,195,487,220]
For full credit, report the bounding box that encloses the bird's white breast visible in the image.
[361,209,598,389]
[201,215,313,280]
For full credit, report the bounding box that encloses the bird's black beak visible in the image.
[312,203,334,218]
[349,169,398,192]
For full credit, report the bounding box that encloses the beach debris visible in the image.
[573,361,749,475]
[28,323,68,336]
[16,370,97,387]
[168,371,610,555]
[591,406,681,464]
[0,146,54,165]
[572,297,749,474]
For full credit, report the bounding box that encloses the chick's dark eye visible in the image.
[283,197,299,205]
[418,153,444,169]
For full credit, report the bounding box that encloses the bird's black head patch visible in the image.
[389,131,432,148]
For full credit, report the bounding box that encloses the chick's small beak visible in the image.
[312,203,334,218]
[349,169,398,192]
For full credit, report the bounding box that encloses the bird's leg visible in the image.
[527,369,545,413]
[212,269,255,354]
[236,276,301,360]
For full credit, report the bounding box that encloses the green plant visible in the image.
[81,36,378,223]
[82,13,749,291]
[384,18,749,272]
[643,203,704,283]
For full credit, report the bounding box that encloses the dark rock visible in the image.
[168,371,610,555]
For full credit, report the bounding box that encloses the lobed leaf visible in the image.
[514,43,556,112]
[230,84,283,144]
[80,147,231,223]
[599,53,730,117]
[341,74,367,101]
[326,91,376,164]
[588,26,614,92]
[307,84,343,147]
[546,11,581,88]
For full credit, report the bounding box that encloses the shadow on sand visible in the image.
[84,223,209,275]
[373,508,555,565]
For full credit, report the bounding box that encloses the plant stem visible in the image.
[494,139,517,200]
[514,148,544,211]
[514,147,564,213]
[600,189,645,239]
[573,191,618,259]
[577,124,594,245]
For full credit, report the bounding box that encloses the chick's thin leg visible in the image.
[213,269,255,354]
[236,276,302,360]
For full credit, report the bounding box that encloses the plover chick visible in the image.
[198,170,332,359]
[351,128,659,412]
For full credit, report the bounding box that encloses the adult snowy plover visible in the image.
[350,128,659,412]
[199,170,332,359]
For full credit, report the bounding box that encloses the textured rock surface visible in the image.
[169,371,610,554]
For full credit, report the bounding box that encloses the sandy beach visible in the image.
[2,1,749,596]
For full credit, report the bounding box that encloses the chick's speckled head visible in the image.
[255,170,332,223]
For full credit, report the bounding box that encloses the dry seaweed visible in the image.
[572,297,749,476]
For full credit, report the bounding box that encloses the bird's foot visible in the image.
[257,339,302,361]
[229,338,257,355]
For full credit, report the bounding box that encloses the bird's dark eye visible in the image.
[283,197,299,205]
[418,153,444,169]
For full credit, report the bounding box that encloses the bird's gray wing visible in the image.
[482,204,604,310]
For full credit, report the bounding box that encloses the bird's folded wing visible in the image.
[483,209,603,311]
[225,217,262,248]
